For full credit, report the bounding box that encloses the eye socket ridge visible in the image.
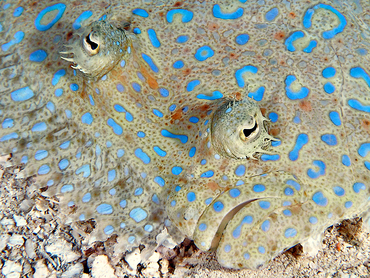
[84,32,100,54]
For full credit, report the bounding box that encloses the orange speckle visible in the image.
[299,100,312,112]
[171,108,183,120]
[235,92,242,100]
[260,108,266,116]
[183,68,191,75]
[140,64,158,89]
[336,242,341,251]
[270,128,280,136]
[208,23,219,30]
[362,118,370,132]
[288,11,296,18]
[174,1,182,7]
[207,181,220,191]
[274,31,285,40]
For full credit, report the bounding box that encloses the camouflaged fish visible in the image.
[1,0,370,270]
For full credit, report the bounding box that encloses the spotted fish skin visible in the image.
[1,0,370,270]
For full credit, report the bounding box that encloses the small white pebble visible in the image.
[33,260,50,278]
[91,255,116,278]
[61,263,83,278]
[0,235,10,251]
[8,234,25,247]
[13,215,27,227]
[125,248,141,271]
[141,251,161,277]
[0,217,15,227]
[45,238,80,263]
[2,260,22,278]
[25,240,37,259]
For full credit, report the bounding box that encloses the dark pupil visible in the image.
[86,33,98,50]
[243,121,258,138]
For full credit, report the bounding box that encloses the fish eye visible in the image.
[83,32,100,55]
[240,120,258,141]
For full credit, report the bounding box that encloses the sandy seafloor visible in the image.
[1,157,370,278]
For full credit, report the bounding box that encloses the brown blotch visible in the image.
[208,23,219,30]
[299,100,312,112]
[207,181,220,191]
[288,12,296,18]
[269,128,280,136]
[174,1,183,7]
[361,118,370,132]
[140,64,158,89]
[234,92,242,100]
[260,108,266,116]
[66,31,73,41]
[274,31,285,40]
[182,68,191,75]
[171,108,183,120]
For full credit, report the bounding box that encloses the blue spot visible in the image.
[265,7,278,21]
[152,109,163,118]
[286,180,301,191]
[29,50,47,62]
[145,224,153,232]
[73,11,93,30]
[189,117,199,123]
[243,253,250,260]
[128,236,135,244]
[1,31,24,51]
[358,143,370,158]
[213,4,244,20]
[356,48,368,55]
[154,176,165,187]
[76,164,91,178]
[198,223,207,231]
[134,188,143,196]
[166,9,193,23]
[201,170,214,178]
[161,129,188,143]
[35,150,48,160]
[289,133,309,161]
[119,200,127,208]
[312,191,328,206]
[224,245,231,253]
[116,84,125,92]
[59,141,70,149]
[131,82,141,92]
[186,80,200,92]
[52,69,66,86]
[58,159,69,170]
[195,46,214,61]
[38,165,50,175]
[137,131,145,138]
[189,147,196,157]
[132,8,149,18]
[285,75,309,100]
[235,34,249,45]
[248,86,265,101]
[173,60,184,69]
[133,28,141,34]
[261,220,270,232]
[322,67,336,78]
[34,3,66,31]
[258,246,266,254]
[341,155,351,166]
[321,134,337,146]
[135,148,151,164]
[109,188,116,195]
[284,187,294,196]
[176,35,189,43]
[46,101,55,113]
[196,90,223,100]
[2,118,14,129]
[201,159,207,165]
[235,65,257,88]
[114,104,133,122]
[153,146,166,157]
[285,31,304,52]
[172,166,183,175]
[31,122,47,132]
[159,88,169,97]
[353,182,366,193]
[235,165,246,176]
[129,208,147,222]
[242,216,253,224]
[365,161,370,170]
[259,201,270,209]
[348,99,370,113]
[187,192,196,202]
[283,210,292,216]
[271,141,281,147]
[96,204,113,215]
[213,201,224,212]
[107,118,123,135]
[351,67,370,86]
[70,83,79,91]
[108,169,116,182]
[307,160,326,179]
[229,188,240,198]
[303,40,317,53]
[261,154,280,161]
[324,82,336,94]
[329,111,341,126]
[10,87,34,102]
[345,201,352,208]
[104,225,114,235]
[141,53,159,73]
[55,88,63,97]
[13,7,23,17]
[205,198,213,205]
[309,216,318,224]
[175,186,182,192]
[253,184,265,193]
[152,195,159,204]
[82,193,91,202]
[147,29,160,48]
[61,184,73,193]
[284,228,297,238]
[81,113,93,125]
[269,112,278,122]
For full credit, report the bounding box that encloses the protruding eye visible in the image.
[83,32,100,55]
[240,120,258,141]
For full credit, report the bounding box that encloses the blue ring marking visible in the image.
[1,31,24,51]
[189,117,199,123]
[104,225,114,235]
[235,34,249,45]
[259,201,270,209]
[268,112,278,123]
[154,176,165,187]
[261,220,270,232]
[130,207,147,222]
[243,253,250,260]
[152,194,159,204]
[65,109,72,118]
[348,99,370,113]
[161,129,188,143]
[224,245,231,253]
[345,201,352,208]
[265,7,278,21]
[186,80,200,92]
[201,159,207,165]
[333,186,346,197]
[137,131,145,138]
[286,180,301,191]
[10,87,34,102]
[312,191,328,206]
[70,83,79,91]
[199,223,207,231]
[59,141,70,149]
[108,169,116,182]
[132,8,149,18]
[229,188,241,198]
[55,88,63,97]
[307,160,326,179]
[187,192,196,202]
[35,150,48,160]
[135,148,151,164]
[235,65,258,88]
[358,143,370,158]
[133,27,141,34]
[38,165,50,175]
[283,210,292,216]
[81,113,93,125]
[324,82,335,94]
[166,9,193,23]
[58,159,69,170]
[322,67,336,78]
[201,170,214,178]
[96,204,113,215]
[76,164,91,178]
[189,147,196,157]
[309,216,318,224]
[258,246,266,254]
[261,154,280,161]
[242,215,253,225]
[116,84,125,92]
[213,201,224,212]
[213,4,244,20]
[350,67,370,88]
[288,133,309,161]
[153,109,163,117]
[303,4,347,39]
[356,48,368,55]
[153,146,166,157]
[145,224,153,232]
[171,166,183,175]
[341,155,351,166]
[141,53,159,73]
[31,122,47,132]
[284,228,297,238]
[353,182,366,193]
[52,69,66,86]
[131,82,141,92]
[3,3,10,9]
[253,184,265,193]
[34,3,66,31]
[329,111,341,126]
[321,134,338,146]
[128,236,135,244]
[293,115,301,124]
[194,46,214,61]
[285,75,309,100]
[176,35,189,43]
[134,188,143,196]
[13,7,24,17]
[147,29,160,48]
[109,188,116,195]
[47,101,56,113]
[2,118,14,129]
[29,50,47,62]
[196,90,223,100]
[285,31,304,52]
[303,40,317,53]
[72,11,93,30]
[248,86,265,101]
[205,197,213,205]
[107,118,123,135]
[173,60,184,69]
[159,88,169,97]
[235,165,246,176]
[284,187,294,196]
[82,193,91,203]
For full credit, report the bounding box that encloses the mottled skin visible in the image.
[1,0,370,270]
